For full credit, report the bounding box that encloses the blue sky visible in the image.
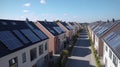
[0,0,120,23]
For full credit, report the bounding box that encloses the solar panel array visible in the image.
[47,27,55,34]
[53,27,63,34]
[13,30,30,44]
[33,29,48,40]
[21,29,40,43]
[26,22,48,40]
[0,31,23,50]
[104,31,120,59]
[66,26,72,30]
[96,27,108,36]
[104,32,120,49]
[0,20,48,51]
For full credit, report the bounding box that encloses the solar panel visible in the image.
[66,26,71,30]
[53,27,61,34]
[13,30,30,44]
[58,27,64,32]
[21,29,40,43]
[33,29,47,39]
[97,27,108,35]
[0,31,23,50]
[104,32,114,41]
[109,35,120,48]
[26,22,34,29]
[47,27,55,34]
[59,27,65,32]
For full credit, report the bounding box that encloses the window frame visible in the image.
[9,57,18,67]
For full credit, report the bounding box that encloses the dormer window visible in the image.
[1,22,7,25]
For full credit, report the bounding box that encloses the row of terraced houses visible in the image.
[88,19,120,67]
[0,19,81,67]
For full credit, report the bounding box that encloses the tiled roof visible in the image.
[0,19,48,58]
[38,21,65,36]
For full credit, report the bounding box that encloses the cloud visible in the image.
[63,13,68,16]
[40,0,46,4]
[23,10,29,13]
[24,3,31,7]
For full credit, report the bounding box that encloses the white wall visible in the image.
[91,31,94,42]
[0,39,49,67]
[94,35,99,50]
[103,41,120,67]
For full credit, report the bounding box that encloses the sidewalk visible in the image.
[66,29,96,67]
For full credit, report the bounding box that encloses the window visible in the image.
[39,45,43,55]
[32,64,37,67]
[109,50,112,59]
[113,54,118,67]
[105,45,108,52]
[9,57,18,67]
[22,52,26,63]
[30,48,37,61]
[45,42,48,51]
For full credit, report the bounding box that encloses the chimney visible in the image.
[26,18,29,23]
[112,18,115,22]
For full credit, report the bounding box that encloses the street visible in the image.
[66,29,96,67]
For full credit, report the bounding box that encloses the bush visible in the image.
[61,50,69,57]
[60,50,69,67]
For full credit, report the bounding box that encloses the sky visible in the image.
[0,0,120,23]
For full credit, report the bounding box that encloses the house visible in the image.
[103,22,120,67]
[0,19,49,67]
[74,22,81,31]
[88,21,104,44]
[67,22,76,36]
[90,20,119,57]
[88,21,99,39]
[35,21,66,54]
[69,22,79,34]
[57,22,73,43]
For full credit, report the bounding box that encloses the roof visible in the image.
[0,19,48,58]
[38,21,65,36]
[89,21,100,30]
[60,22,73,30]
[103,25,120,59]
[69,22,78,29]
[93,21,119,37]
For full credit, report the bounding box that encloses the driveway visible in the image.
[66,29,96,67]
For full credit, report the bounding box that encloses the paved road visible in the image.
[66,29,96,67]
